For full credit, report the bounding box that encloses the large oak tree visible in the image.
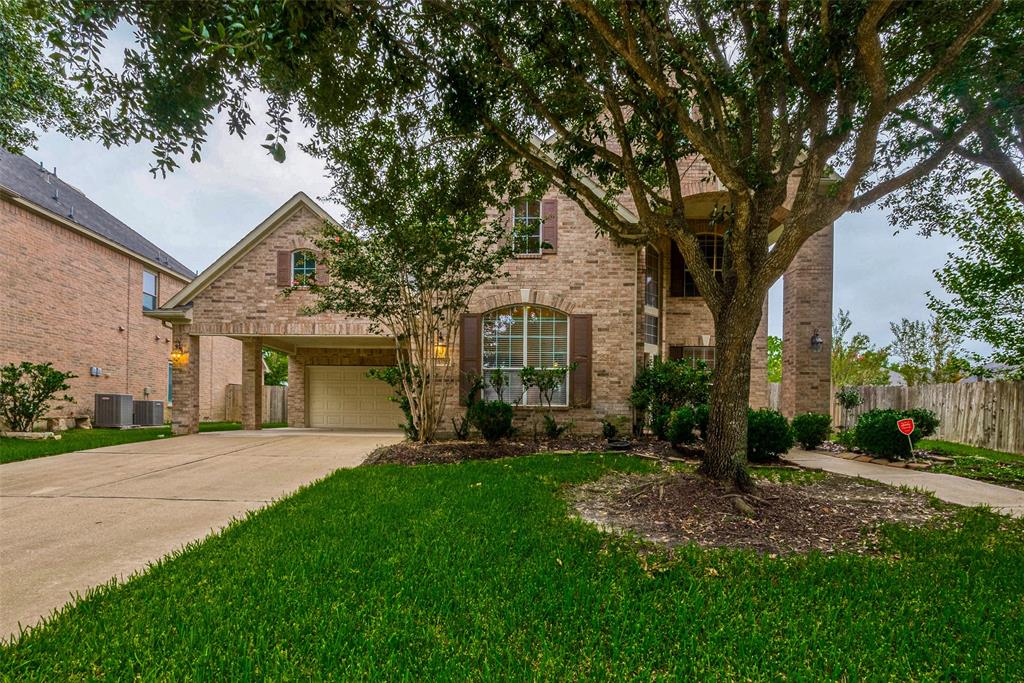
[19,0,1009,487]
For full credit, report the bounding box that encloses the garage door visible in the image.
[307,366,405,429]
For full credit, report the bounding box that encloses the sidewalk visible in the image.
[784,450,1024,518]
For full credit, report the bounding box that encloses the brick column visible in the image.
[171,327,201,435]
[242,338,263,430]
[287,353,305,427]
[781,224,833,418]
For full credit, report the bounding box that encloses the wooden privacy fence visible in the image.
[831,381,1024,454]
[224,384,288,425]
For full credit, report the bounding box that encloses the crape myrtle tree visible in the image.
[298,123,516,443]
[27,0,1005,488]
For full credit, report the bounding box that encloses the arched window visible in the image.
[292,250,316,286]
[482,305,569,406]
[672,233,724,297]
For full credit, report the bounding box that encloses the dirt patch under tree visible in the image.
[570,469,952,555]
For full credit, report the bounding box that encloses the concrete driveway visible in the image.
[0,429,402,641]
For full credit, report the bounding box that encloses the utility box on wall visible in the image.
[133,400,165,426]
[94,394,133,428]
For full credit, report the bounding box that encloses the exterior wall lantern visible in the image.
[170,342,190,367]
[809,329,824,353]
[434,337,448,360]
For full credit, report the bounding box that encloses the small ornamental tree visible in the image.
[0,362,76,432]
[299,131,513,443]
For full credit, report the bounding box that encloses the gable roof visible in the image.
[161,191,336,310]
[0,148,195,279]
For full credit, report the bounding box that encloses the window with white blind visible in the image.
[482,305,569,406]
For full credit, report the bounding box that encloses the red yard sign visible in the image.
[897,418,915,436]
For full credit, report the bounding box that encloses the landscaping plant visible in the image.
[630,359,711,441]
[520,364,577,442]
[467,400,514,444]
[853,408,940,459]
[667,407,698,447]
[791,413,832,451]
[0,361,75,432]
[746,409,794,464]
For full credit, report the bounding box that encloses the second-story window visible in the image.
[292,250,316,286]
[513,200,542,254]
[142,270,158,311]
[644,246,661,346]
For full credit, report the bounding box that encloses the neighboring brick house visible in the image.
[156,169,832,435]
[0,149,242,425]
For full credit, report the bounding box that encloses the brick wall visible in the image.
[0,197,241,423]
[189,205,374,336]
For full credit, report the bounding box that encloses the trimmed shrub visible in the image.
[747,408,794,463]
[666,407,698,446]
[695,404,710,438]
[791,412,832,450]
[468,400,515,443]
[629,358,711,439]
[853,408,938,459]
[836,428,857,449]
[903,408,939,438]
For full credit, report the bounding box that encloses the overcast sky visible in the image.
[25,99,984,356]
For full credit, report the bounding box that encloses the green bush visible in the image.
[0,362,76,432]
[853,408,939,459]
[666,407,698,446]
[629,358,711,440]
[836,428,857,449]
[903,408,939,438]
[695,404,710,438]
[543,414,571,439]
[791,412,832,450]
[747,408,794,463]
[468,400,515,443]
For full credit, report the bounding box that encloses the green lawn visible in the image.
[921,439,1024,490]
[2,454,1022,679]
[0,422,288,464]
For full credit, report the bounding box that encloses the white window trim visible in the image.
[481,306,570,407]
[513,201,544,256]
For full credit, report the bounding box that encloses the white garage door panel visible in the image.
[307,366,404,429]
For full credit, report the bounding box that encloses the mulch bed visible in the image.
[363,435,680,466]
[570,470,951,555]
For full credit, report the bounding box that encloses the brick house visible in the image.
[0,149,242,425]
[155,157,832,435]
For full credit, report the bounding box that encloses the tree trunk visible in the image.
[700,299,762,491]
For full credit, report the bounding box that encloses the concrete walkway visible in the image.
[785,449,1024,518]
[0,429,402,641]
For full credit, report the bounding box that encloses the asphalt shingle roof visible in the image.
[0,148,195,279]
